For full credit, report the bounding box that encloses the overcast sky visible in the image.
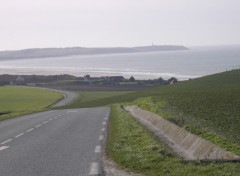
[0,0,240,50]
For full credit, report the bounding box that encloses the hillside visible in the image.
[66,69,240,144]
[0,45,188,60]
[106,70,240,176]
[134,69,240,145]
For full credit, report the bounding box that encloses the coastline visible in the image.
[0,67,200,80]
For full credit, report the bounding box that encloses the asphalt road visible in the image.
[51,90,77,107]
[0,107,110,176]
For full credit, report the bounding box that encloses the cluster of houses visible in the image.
[83,75,125,84]
[0,76,25,86]
[0,74,178,86]
[83,75,177,85]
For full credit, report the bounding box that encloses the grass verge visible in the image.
[107,104,240,176]
[132,97,240,155]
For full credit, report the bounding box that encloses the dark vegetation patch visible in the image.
[0,111,11,116]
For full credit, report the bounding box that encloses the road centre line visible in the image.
[26,128,34,133]
[95,146,101,153]
[67,110,77,113]
[53,115,61,119]
[15,133,24,138]
[35,124,42,128]
[42,121,48,124]
[1,139,12,145]
[0,146,9,151]
[89,163,99,175]
[99,135,104,141]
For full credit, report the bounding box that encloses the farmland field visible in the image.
[0,86,63,120]
[133,70,240,145]
[66,70,240,144]
[65,91,132,108]
[104,70,240,175]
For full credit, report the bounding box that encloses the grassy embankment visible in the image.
[131,70,240,153]
[0,86,63,120]
[61,70,240,175]
[65,70,240,153]
[107,105,240,176]
[67,70,240,144]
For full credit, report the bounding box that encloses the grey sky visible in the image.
[0,0,240,50]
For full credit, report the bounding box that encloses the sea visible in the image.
[0,45,240,80]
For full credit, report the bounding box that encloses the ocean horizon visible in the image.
[0,45,239,80]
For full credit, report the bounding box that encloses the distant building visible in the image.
[129,76,135,82]
[168,77,178,84]
[83,75,91,83]
[107,76,125,82]
[16,76,25,85]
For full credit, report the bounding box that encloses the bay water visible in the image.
[0,46,239,80]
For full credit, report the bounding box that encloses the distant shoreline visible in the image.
[0,45,188,60]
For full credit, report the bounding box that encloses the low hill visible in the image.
[106,70,240,176]
[136,69,240,147]
[0,45,188,60]
[66,69,240,145]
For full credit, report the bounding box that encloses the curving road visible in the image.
[0,108,110,176]
[50,90,77,107]
[27,86,78,107]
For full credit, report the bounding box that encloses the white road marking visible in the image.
[101,128,105,132]
[99,135,104,141]
[1,139,12,145]
[89,163,99,175]
[53,115,61,119]
[49,119,53,121]
[68,110,77,113]
[42,121,48,124]
[35,124,42,128]
[26,128,34,133]
[0,146,9,151]
[104,117,108,120]
[95,146,101,153]
[102,122,106,125]
[15,133,24,138]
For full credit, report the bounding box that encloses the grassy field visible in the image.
[131,70,240,145]
[66,70,240,144]
[107,105,240,176]
[0,86,63,120]
[65,91,132,108]
[104,70,240,175]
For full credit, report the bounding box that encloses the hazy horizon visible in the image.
[1,0,240,51]
[1,44,240,52]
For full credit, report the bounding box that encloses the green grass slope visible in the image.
[65,91,133,108]
[107,70,240,175]
[66,70,240,145]
[0,86,63,120]
[134,70,240,145]
[107,105,240,176]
